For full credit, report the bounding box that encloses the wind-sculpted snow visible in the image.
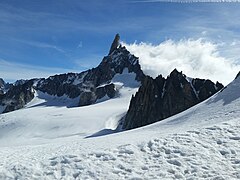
[0,119,239,179]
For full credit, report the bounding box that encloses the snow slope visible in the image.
[0,76,239,179]
[0,70,140,146]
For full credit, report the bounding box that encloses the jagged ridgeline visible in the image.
[0,33,224,131]
[0,34,145,114]
[122,69,224,130]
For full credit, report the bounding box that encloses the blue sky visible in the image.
[0,0,240,82]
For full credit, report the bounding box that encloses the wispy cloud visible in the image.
[0,59,75,82]
[0,0,239,82]
[14,39,66,53]
[0,2,136,35]
[123,39,240,85]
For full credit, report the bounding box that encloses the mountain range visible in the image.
[0,35,239,179]
[0,34,224,131]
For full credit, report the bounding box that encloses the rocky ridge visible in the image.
[0,33,225,130]
[122,69,224,130]
[0,34,145,113]
[235,71,240,79]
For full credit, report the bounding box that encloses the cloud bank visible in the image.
[123,39,240,85]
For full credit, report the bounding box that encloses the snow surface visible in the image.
[111,68,140,88]
[0,76,239,179]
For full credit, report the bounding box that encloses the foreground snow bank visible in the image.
[0,118,239,179]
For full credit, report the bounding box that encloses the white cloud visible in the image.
[123,39,240,85]
[14,39,66,53]
[0,59,75,82]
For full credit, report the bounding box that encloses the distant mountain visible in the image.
[0,78,5,95]
[36,34,145,105]
[0,78,12,95]
[0,34,145,113]
[0,34,225,121]
[122,69,224,130]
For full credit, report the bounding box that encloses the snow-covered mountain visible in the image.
[0,69,239,179]
[0,34,145,114]
[0,34,222,123]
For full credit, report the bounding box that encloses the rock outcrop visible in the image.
[235,71,240,79]
[0,78,4,95]
[1,79,35,113]
[0,78,5,89]
[0,78,12,94]
[122,69,224,130]
[109,33,120,55]
[96,83,116,100]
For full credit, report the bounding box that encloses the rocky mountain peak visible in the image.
[109,33,120,55]
[0,34,145,113]
[98,35,145,83]
[170,68,181,76]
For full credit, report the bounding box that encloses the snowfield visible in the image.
[0,75,239,179]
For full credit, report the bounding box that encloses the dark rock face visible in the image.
[122,69,224,130]
[235,71,240,79]
[192,78,223,101]
[0,79,5,108]
[96,83,116,100]
[109,33,120,55]
[0,78,5,90]
[1,80,35,113]
[0,78,12,94]
[79,91,96,106]
[78,83,117,106]
[36,73,85,98]
[0,34,144,114]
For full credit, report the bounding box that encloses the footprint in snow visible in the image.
[229,136,240,140]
